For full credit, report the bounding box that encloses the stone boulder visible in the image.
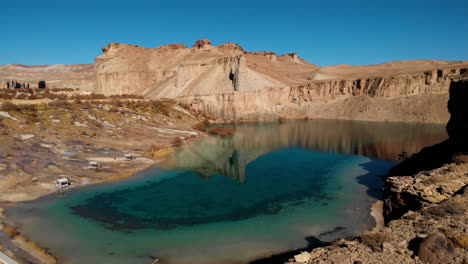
[416,233,454,264]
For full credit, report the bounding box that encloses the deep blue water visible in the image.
[5,120,446,264]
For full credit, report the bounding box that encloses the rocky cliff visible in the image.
[276,81,468,264]
[179,67,468,123]
[94,40,317,98]
[385,80,468,221]
[94,39,468,123]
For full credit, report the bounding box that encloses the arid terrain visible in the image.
[276,80,468,264]
[2,40,468,123]
[0,40,467,264]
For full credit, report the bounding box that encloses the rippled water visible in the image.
[6,120,446,264]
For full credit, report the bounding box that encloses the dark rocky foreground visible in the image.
[277,80,468,264]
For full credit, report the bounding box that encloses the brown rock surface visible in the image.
[280,79,468,264]
[416,233,455,264]
[3,41,468,124]
[92,40,468,123]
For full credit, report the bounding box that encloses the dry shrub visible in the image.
[192,123,206,132]
[171,137,183,147]
[0,93,14,99]
[110,99,124,107]
[1,101,19,111]
[208,127,234,136]
[147,144,163,157]
[178,103,191,110]
[19,104,36,111]
[15,94,28,100]
[109,94,143,99]
[48,100,72,108]
[108,106,119,112]
[361,233,389,252]
[160,105,171,116]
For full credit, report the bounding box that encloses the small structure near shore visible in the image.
[124,153,136,161]
[85,161,101,170]
[55,178,70,189]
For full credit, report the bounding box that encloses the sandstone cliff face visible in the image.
[179,68,466,123]
[93,40,468,123]
[91,40,468,123]
[94,40,317,98]
[384,80,468,221]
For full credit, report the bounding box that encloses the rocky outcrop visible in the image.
[280,160,468,264]
[385,80,468,220]
[416,232,455,264]
[93,40,468,123]
[179,68,466,123]
[278,79,468,264]
[94,39,317,98]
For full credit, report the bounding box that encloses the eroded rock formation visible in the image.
[385,80,468,221]
[279,80,468,264]
[94,39,468,123]
[94,39,317,98]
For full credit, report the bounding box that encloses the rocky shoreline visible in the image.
[280,80,468,264]
[0,99,208,264]
[0,80,467,264]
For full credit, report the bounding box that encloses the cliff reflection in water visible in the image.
[160,119,446,183]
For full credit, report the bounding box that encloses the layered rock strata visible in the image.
[278,80,468,264]
[94,40,468,123]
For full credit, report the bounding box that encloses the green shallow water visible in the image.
[5,120,446,264]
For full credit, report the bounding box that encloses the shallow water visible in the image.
[6,120,446,264]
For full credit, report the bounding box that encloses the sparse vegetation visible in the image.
[361,233,389,252]
[192,122,206,132]
[1,101,19,111]
[171,137,183,147]
[207,126,234,136]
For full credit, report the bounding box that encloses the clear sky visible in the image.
[1,0,467,66]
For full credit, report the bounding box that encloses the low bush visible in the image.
[361,233,388,252]
[0,93,14,99]
[192,123,206,132]
[1,101,19,111]
[48,100,72,108]
[207,127,234,136]
[159,105,171,116]
[171,137,183,147]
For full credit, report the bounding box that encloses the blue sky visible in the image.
[1,0,467,66]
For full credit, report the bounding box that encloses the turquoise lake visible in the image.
[5,120,447,264]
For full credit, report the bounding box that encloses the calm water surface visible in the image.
[6,120,446,264]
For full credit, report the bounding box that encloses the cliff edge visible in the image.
[277,80,468,264]
[93,39,468,123]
